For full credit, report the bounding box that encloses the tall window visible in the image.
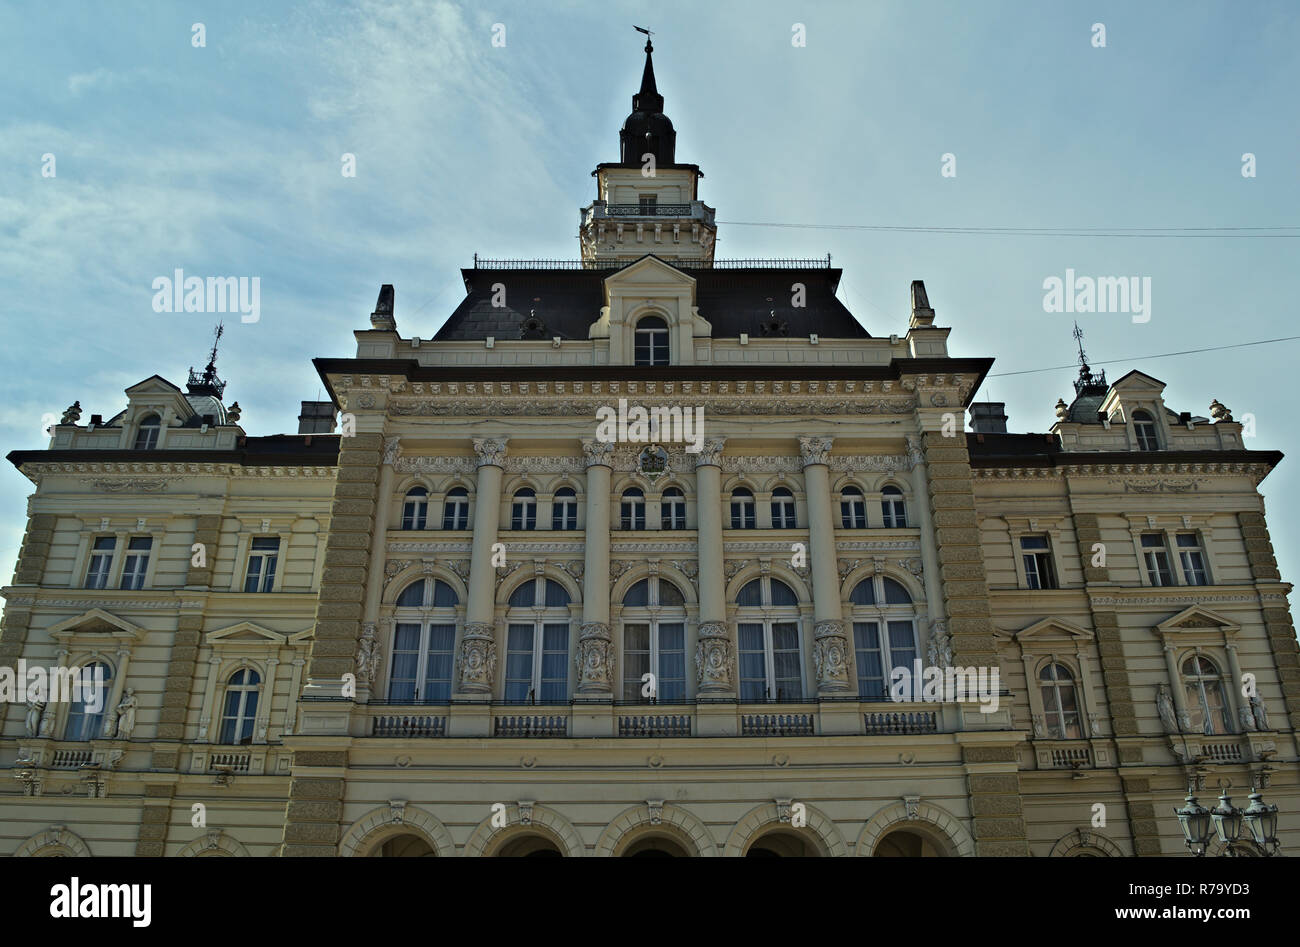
[401,487,428,530]
[634,316,670,367]
[736,577,802,701]
[621,577,687,702]
[1132,410,1160,451]
[85,536,115,589]
[1039,663,1083,738]
[552,487,578,530]
[730,488,756,529]
[1141,533,1174,586]
[620,488,646,530]
[770,488,797,528]
[511,489,537,531]
[443,487,469,530]
[133,414,161,450]
[661,487,686,529]
[504,578,572,703]
[219,668,261,744]
[880,485,908,528]
[840,486,866,529]
[638,194,657,214]
[850,576,916,700]
[389,579,459,702]
[243,537,279,593]
[1020,535,1058,589]
[119,537,151,590]
[1176,533,1208,585]
[1182,655,1231,735]
[64,661,113,741]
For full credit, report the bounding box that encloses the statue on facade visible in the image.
[25,699,47,738]
[1249,695,1270,731]
[61,401,82,425]
[113,688,138,739]
[1155,685,1178,733]
[926,621,952,669]
[355,624,381,685]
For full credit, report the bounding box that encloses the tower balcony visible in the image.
[581,200,715,228]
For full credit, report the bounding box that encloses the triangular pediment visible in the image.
[125,375,184,396]
[206,621,288,647]
[1108,369,1165,392]
[1155,605,1240,635]
[48,608,145,641]
[604,254,697,295]
[1013,617,1094,642]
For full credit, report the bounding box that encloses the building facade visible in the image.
[2,41,1297,858]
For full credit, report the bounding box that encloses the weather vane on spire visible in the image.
[634,24,654,51]
[1072,320,1088,371]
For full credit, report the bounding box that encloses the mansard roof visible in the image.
[433,262,869,341]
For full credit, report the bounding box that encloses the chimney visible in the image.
[298,401,337,434]
[909,280,935,328]
[970,402,1008,434]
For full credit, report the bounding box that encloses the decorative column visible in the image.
[1161,640,1191,731]
[357,436,399,701]
[693,438,734,697]
[1223,640,1250,730]
[800,436,850,694]
[906,434,950,667]
[577,439,615,697]
[458,437,507,696]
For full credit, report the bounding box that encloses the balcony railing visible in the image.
[619,714,692,737]
[864,711,939,735]
[472,253,832,271]
[741,713,815,736]
[604,203,695,216]
[371,714,447,738]
[494,714,569,737]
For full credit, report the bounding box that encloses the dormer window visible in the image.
[634,316,670,367]
[1132,410,1160,451]
[133,414,161,450]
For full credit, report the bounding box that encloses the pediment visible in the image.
[604,254,697,290]
[1108,369,1166,392]
[47,608,145,641]
[1155,605,1240,636]
[1013,617,1094,643]
[206,621,288,647]
[125,375,185,396]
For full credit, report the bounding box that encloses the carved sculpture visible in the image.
[1155,684,1178,733]
[113,688,138,739]
[1250,695,1269,731]
[798,435,833,467]
[25,700,46,738]
[61,401,82,425]
[355,623,381,685]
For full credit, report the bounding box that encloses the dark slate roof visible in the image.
[966,432,1063,457]
[7,435,341,471]
[433,265,871,341]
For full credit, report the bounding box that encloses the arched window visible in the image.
[133,414,161,450]
[1182,655,1231,735]
[1039,663,1083,739]
[505,578,572,703]
[552,487,578,530]
[401,487,428,530]
[443,487,469,530]
[64,661,113,741]
[1132,410,1160,451]
[735,577,802,701]
[389,578,460,702]
[770,487,796,529]
[620,488,646,530]
[634,316,670,367]
[730,488,756,529]
[219,668,261,744]
[661,487,686,529]
[881,485,908,528]
[511,489,537,531]
[621,577,687,702]
[840,486,866,529]
[849,575,917,700]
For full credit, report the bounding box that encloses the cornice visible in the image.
[13,461,335,480]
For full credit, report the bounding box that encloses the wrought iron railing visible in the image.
[471,253,832,271]
[604,203,694,216]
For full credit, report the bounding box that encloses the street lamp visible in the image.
[1174,790,1212,856]
[1176,785,1280,856]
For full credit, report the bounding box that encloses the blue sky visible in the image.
[1,0,1297,585]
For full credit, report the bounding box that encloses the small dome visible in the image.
[185,394,228,425]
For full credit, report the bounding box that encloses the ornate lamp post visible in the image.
[1176,785,1280,856]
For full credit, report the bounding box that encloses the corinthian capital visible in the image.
[472,437,509,468]
[581,437,614,469]
[694,437,727,469]
[798,435,833,467]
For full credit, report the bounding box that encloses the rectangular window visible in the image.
[387,622,455,702]
[771,496,796,528]
[738,623,767,702]
[854,621,918,699]
[85,536,115,589]
[1176,533,1208,586]
[639,194,657,214]
[243,537,279,593]
[1020,535,1058,590]
[1141,533,1174,586]
[504,623,569,703]
[119,536,151,590]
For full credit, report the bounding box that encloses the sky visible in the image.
[1,0,1297,588]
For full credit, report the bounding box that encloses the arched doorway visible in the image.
[745,830,820,857]
[873,829,945,857]
[496,835,564,858]
[622,836,690,857]
[369,834,436,857]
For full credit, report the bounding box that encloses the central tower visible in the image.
[579,36,717,265]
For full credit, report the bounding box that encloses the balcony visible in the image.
[582,200,715,227]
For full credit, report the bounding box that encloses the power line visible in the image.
[987,335,1300,378]
[717,221,1300,238]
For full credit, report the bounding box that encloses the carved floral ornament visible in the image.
[392,450,910,476]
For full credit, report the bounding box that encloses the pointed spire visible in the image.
[633,36,664,113]
[187,321,227,398]
[1070,321,1107,397]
